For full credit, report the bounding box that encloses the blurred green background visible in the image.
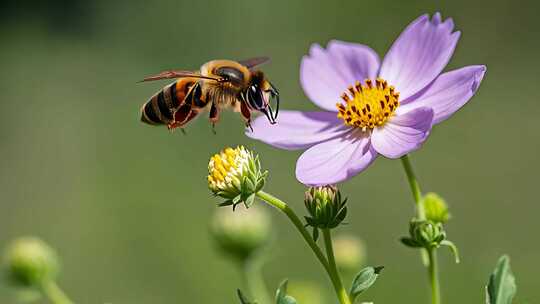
[1,0,538,303]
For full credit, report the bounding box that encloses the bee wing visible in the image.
[238,57,270,70]
[140,70,222,82]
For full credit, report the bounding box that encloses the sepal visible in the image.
[440,240,460,263]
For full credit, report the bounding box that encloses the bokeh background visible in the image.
[1,0,538,303]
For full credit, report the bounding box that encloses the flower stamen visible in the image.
[336,78,400,131]
[208,146,250,193]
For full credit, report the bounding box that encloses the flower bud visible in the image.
[332,234,367,274]
[401,220,446,249]
[3,237,59,287]
[304,186,347,232]
[207,146,267,208]
[423,192,450,223]
[210,205,271,261]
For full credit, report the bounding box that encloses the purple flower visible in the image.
[247,13,486,186]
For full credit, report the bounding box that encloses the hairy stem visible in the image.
[256,191,350,304]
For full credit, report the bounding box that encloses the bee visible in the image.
[139,57,279,131]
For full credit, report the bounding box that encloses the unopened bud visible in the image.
[3,237,59,287]
[423,192,450,223]
[401,220,446,249]
[304,186,347,230]
[210,205,271,261]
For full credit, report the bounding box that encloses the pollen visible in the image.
[208,146,250,193]
[336,78,399,131]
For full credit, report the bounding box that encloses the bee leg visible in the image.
[168,105,198,131]
[180,128,187,135]
[240,101,253,132]
[209,102,220,135]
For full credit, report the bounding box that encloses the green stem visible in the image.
[400,155,425,220]
[41,281,73,304]
[242,256,271,304]
[400,154,442,304]
[428,249,441,304]
[256,191,350,304]
[323,229,352,304]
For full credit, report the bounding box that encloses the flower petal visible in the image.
[246,110,348,150]
[371,107,434,158]
[295,131,377,186]
[396,65,486,124]
[379,13,460,101]
[301,40,380,111]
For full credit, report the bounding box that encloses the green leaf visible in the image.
[349,266,384,301]
[486,255,516,304]
[276,280,297,304]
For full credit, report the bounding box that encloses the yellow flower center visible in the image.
[336,78,400,131]
[207,146,250,193]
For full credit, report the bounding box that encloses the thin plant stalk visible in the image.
[428,249,441,304]
[322,229,352,304]
[400,154,441,304]
[400,154,426,220]
[256,191,351,304]
[242,256,272,304]
[40,281,73,304]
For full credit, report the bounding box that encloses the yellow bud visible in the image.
[423,192,450,223]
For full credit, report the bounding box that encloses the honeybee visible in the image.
[139,57,279,131]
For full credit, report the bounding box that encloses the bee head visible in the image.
[244,72,279,124]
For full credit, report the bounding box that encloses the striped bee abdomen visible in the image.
[140,79,195,126]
